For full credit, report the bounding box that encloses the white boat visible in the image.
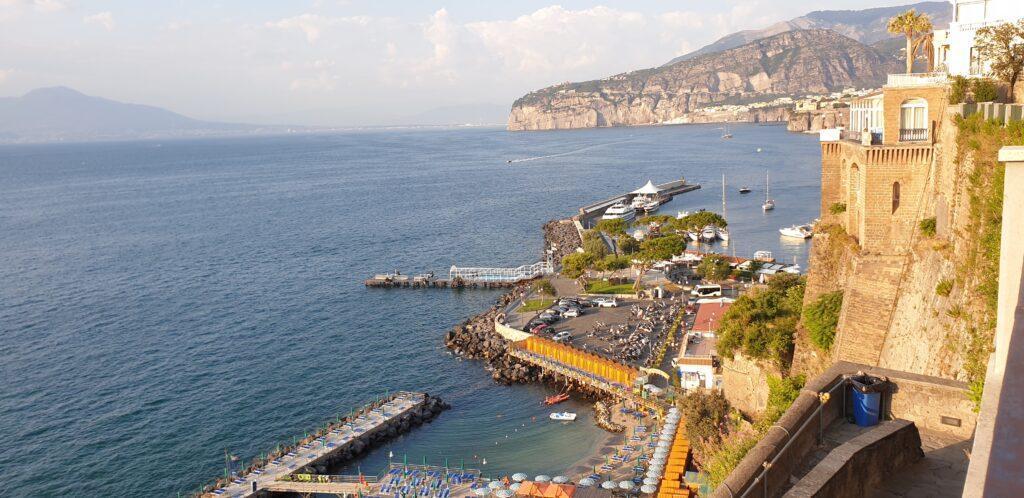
[549,412,577,421]
[701,225,718,242]
[676,210,690,220]
[717,226,730,242]
[720,124,733,139]
[779,224,813,239]
[762,170,775,211]
[602,202,636,222]
[686,231,700,241]
[753,250,774,262]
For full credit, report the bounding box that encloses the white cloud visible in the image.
[83,11,115,31]
[265,13,370,43]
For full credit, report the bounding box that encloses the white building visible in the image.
[934,0,1024,77]
[674,332,717,390]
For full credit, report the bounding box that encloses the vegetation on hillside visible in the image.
[717,274,806,369]
[829,202,847,214]
[953,114,1024,407]
[803,291,844,351]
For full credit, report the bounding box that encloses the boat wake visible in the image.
[507,139,634,163]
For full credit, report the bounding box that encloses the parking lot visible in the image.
[507,295,682,368]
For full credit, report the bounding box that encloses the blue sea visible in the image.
[0,124,821,496]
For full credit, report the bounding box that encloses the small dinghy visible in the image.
[549,412,577,421]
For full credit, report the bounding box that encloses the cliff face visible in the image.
[508,30,898,131]
[786,108,849,132]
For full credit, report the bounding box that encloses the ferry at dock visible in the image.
[602,202,636,222]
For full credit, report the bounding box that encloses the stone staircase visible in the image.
[832,255,906,366]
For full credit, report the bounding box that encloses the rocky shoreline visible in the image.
[543,219,582,264]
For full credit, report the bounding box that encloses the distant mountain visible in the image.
[665,1,951,65]
[0,87,261,143]
[509,30,897,131]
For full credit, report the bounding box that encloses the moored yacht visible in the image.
[779,224,813,239]
[701,225,718,242]
[602,202,636,222]
[717,226,730,242]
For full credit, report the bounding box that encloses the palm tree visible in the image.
[888,10,934,74]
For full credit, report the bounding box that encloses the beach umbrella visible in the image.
[650,457,667,466]
[640,484,658,494]
[495,490,515,498]
[488,481,503,490]
[656,441,671,449]
[647,465,664,474]
[642,477,659,486]
[578,478,597,487]
[619,481,635,490]
[511,473,528,483]
[509,483,521,491]
[668,407,678,415]
[474,487,490,496]
[601,481,618,490]
[552,476,569,484]
[535,475,552,483]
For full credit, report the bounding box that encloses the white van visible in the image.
[690,284,723,298]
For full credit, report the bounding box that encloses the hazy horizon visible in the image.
[1,0,937,127]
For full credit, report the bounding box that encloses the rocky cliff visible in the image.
[787,108,850,132]
[508,30,898,131]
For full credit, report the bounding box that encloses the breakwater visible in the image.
[543,219,583,264]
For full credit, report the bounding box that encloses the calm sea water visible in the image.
[0,124,821,496]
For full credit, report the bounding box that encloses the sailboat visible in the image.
[762,170,775,211]
[718,174,730,242]
[720,124,733,139]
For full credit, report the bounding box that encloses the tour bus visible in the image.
[690,284,723,298]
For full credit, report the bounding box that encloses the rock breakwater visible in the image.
[543,219,582,264]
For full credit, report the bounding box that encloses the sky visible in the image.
[0,0,929,125]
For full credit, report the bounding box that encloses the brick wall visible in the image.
[881,85,948,146]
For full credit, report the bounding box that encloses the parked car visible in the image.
[562,307,582,318]
[595,297,619,308]
[530,323,550,334]
[537,313,559,324]
[558,298,580,307]
[526,319,545,330]
[553,331,572,342]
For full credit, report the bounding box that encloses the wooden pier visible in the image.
[364,274,520,289]
[202,392,431,498]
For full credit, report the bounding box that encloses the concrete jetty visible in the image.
[578,178,701,228]
[202,392,446,498]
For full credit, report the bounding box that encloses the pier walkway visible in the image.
[204,392,425,498]
[449,261,554,283]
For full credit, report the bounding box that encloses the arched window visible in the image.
[899,99,929,141]
[892,182,901,213]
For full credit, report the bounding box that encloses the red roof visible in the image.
[692,302,731,333]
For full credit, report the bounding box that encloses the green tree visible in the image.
[803,291,843,351]
[971,79,1000,102]
[717,275,806,368]
[582,231,609,259]
[680,390,731,455]
[534,279,556,298]
[595,254,631,271]
[696,254,732,282]
[638,234,688,261]
[635,214,674,225]
[595,218,627,236]
[617,235,640,255]
[561,252,595,278]
[950,75,969,104]
[975,20,1024,102]
[669,211,728,232]
[887,9,933,74]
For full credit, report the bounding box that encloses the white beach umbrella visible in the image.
[668,407,679,415]
[641,484,658,494]
[619,480,635,490]
[512,473,528,483]
[601,481,618,490]
[645,471,662,481]
[650,456,667,465]
[552,476,569,484]
[578,478,597,487]
[535,475,552,483]
[657,441,671,449]
[643,477,659,486]
[474,488,490,497]
[488,481,503,490]
[509,483,521,491]
[495,490,515,498]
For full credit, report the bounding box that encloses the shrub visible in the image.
[829,202,847,214]
[595,218,627,236]
[949,75,968,104]
[803,291,843,351]
[561,252,595,278]
[703,432,758,491]
[919,217,937,237]
[680,390,731,455]
[758,375,805,430]
[935,279,953,297]
[971,79,999,102]
[617,235,640,255]
[533,279,556,297]
[696,254,732,282]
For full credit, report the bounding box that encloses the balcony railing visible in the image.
[899,128,929,142]
[886,72,949,87]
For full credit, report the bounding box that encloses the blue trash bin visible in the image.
[851,389,880,427]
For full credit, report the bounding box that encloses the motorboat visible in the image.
[717,226,730,242]
[632,197,660,213]
[779,224,813,239]
[762,170,775,211]
[544,393,570,405]
[549,412,577,421]
[738,187,751,194]
[602,202,636,222]
[720,124,733,139]
[676,210,690,219]
[701,225,718,242]
[686,231,700,242]
[753,250,774,262]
